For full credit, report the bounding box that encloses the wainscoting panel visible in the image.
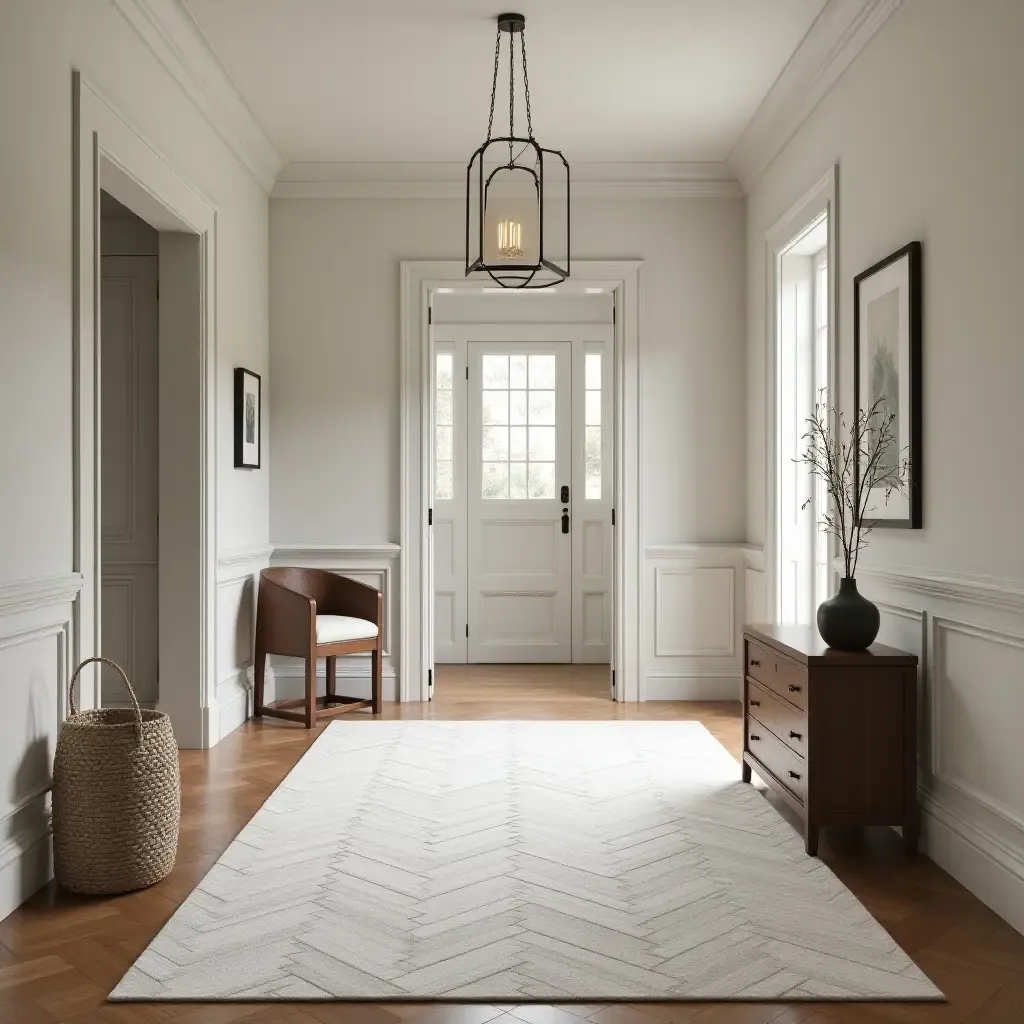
[858,565,1024,935]
[214,545,273,743]
[0,573,81,922]
[643,545,746,700]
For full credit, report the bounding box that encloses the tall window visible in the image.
[435,351,454,500]
[776,216,830,623]
[813,250,830,604]
[584,352,602,498]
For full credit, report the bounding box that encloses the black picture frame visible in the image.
[853,241,922,529]
[233,367,261,469]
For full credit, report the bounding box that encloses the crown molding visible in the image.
[110,0,283,193]
[727,0,905,189]
[271,162,743,200]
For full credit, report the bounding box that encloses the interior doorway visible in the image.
[429,294,614,695]
[99,193,160,708]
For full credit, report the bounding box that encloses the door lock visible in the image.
[561,508,570,534]
[560,484,570,503]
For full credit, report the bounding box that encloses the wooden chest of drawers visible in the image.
[742,624,919,856]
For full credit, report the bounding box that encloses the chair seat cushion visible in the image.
[315,614,379,645]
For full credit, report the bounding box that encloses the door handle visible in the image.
[560,484,570,503]
[561,509,570,534]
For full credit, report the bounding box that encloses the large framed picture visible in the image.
[853,241,922,528]
[233,367,261,469]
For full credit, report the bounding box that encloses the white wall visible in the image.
[270,195,747,696]
[744,0,1024,931]
[0,0,270,920]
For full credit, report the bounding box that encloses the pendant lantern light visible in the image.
[465,13,570,288]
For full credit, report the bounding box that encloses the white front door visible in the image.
[467,342,572,662]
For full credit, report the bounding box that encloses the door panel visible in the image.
[468,342,571,662]
[100,255,159,706]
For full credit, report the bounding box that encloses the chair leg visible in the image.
[326,656,336,699]
[254,648,266,718]
[304,653,316,729]
[371,643,382,714]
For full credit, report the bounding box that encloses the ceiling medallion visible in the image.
[465,13,570,289]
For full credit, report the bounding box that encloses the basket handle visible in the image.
[68,656,144,747]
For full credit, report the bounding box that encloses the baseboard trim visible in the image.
[0,828,51,923]
[643,673,741,701]
[921,790,1024,936]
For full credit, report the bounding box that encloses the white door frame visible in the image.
[400,261,642,703]
[764,166,838,622]
[73,73,217,747]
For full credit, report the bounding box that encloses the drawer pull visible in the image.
[788,684,801,693]
[750,658,761,667]
[749,699,760,707]
[788,770,802,780]
[789,730,802,740]
[750,734,761,741]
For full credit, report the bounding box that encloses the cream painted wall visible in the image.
[0,0,270,918]
[744,0,1024,932]
[270,196,746,546]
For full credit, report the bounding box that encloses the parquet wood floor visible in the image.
[2,665,1023,1023]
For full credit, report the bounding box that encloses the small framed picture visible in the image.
[853,241,922,528]
[234,368,261,469]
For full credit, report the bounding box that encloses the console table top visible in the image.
[744,623,918,666]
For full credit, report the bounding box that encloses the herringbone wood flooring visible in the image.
[2,665,1023,1022]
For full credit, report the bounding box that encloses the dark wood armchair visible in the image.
[254,567,382,727]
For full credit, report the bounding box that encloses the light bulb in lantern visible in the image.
[497,216,523,260]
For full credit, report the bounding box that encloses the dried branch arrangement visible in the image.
[797,393,909,579]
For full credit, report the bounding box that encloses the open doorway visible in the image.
[429,290,614,702]
[99,194,159,708]
[767,169,837,624]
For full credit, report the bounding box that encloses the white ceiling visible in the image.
[184,0,827,165]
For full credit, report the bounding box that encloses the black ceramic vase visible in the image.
[816,577,880,651]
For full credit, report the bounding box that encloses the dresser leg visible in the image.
[741,761,751,783]
[804,823,819,857]
[903,820,919,855]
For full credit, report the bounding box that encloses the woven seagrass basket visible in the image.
[52,656,181,895]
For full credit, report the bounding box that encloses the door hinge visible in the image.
[612,305,616,325]
[428,306,432,325]
[611,508,616,526]
[465,365,469,380]
[428,507,433,526]
[466,623,469,638]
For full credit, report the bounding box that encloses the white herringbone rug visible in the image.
[111,721,942,1002]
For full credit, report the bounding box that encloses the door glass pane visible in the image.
[528,390,555,425]
[436,425,453,462]
[529,354,556,389]
[480,350,560,499]
[482,390,509,425]
[585,352,601,390]
[528,426,556,462]
[482,462,509,498]
[585,426,601,499]
[585,390,601,426]
[528,462,556,499]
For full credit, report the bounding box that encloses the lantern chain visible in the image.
[508,29,515,163]
[521,27,533,139]
[486,26,501,140]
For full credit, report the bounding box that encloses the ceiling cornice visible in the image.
[271,162,744,201]
[727,0,905,189]
[110,0,284,193]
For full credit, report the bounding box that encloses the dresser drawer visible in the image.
[747,715,806,803]
[746,680,806,758]
[745,640,807,711]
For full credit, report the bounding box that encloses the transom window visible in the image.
[481,353,556,499]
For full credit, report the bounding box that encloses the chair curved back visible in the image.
[261,566,335,604]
